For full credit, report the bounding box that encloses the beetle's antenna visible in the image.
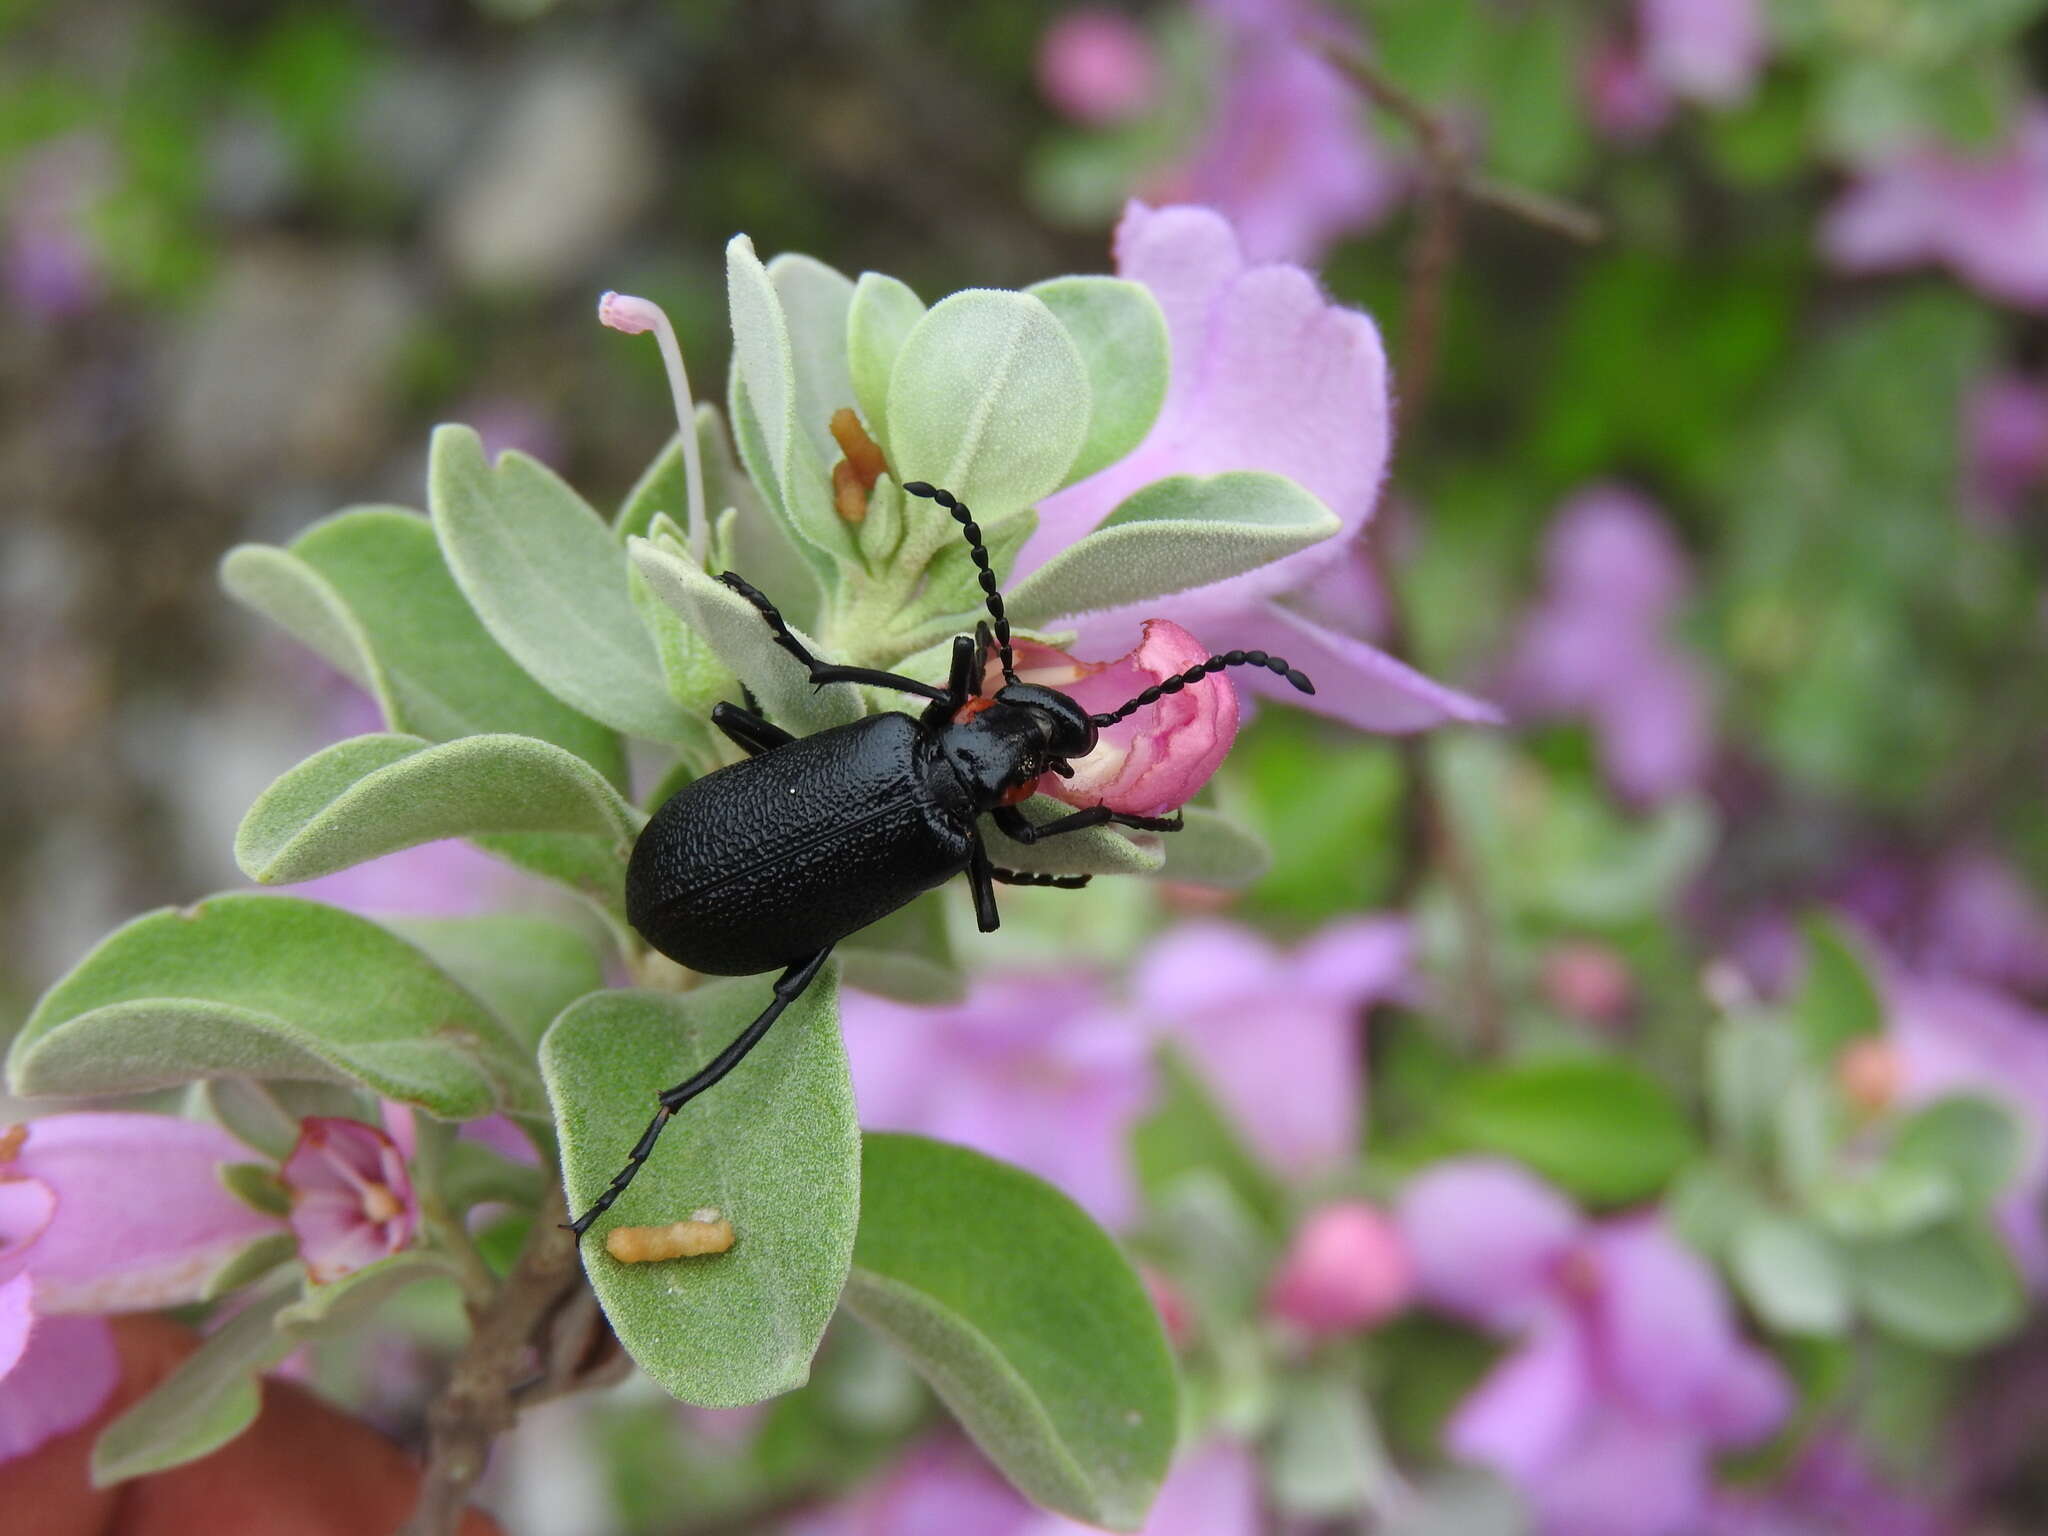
[1091,650,1315,727]
[901,482,1017,685]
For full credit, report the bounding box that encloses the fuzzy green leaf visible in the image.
[379,914,605,1055]
[886,290,1092,534]
[1445,1055,1696,1205]
[429,424,689,741]
[194,1078,371,1161]
[1027,276,1168,485]
[1854,1218,2025,1352]
[840,890,964,1005]
[1792,914,1886,1058]
[1730,1213,1852,1336]
[629,536,863,736]
[1892,1095,2023,1211]
[10,895,538,1118]
[235,732,641,887]
[91,1286,298,1487]
[844,1133,1178,1532]
[1007,472,1340,625]
[201,1231,298,1300]
[771,253,860,471]
[1153,807,1272,888]
[275,1251,454,1336]
[847,271,926,449]
[978,797,1168,878]
[221,506,624,785]
[218,1161,292,1220]
[543,978,859,1407]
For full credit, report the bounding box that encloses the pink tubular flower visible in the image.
[1398,1160,1791,1536]
[1823,105,2048,312]
[1265,1200,1414,1336]
[1020,202,1498,736]
[1000,623,1237,816]
[0,1113,284,1462]
[1132,917,1412,1175]
[1038,9,1160,127]
[282,1117,421,1284]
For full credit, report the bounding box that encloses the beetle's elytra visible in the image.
[569,481,1314,1238]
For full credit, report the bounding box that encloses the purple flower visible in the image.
[1038,9,1161,127]
[1019,202,1499,735]
[842,974,1154,1228]
[4,134,113,321]
[1398,1159,1791,1536]
[0,1114,285,1462]
[1823,105,2048,312]
[1504,486,1714,805]
[1131,916,1411,1176]
[280,1116,421,1284]
[1963,372,2048,523]
[1264,1199,1414,1336]
[1704,1429,1952,1536]
[1149,0,1401,266]
[1636,0,1766,106]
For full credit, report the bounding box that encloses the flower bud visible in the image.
[1837,1037,1904,1117]
[1265,1201,1413,1337]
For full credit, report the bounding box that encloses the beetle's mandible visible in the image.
[567,481,1315,1238]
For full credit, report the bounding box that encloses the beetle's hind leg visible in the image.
[991,868,1091,889]
[711,700,794,758]
[719,570,949,705]
[565,948,834,1240]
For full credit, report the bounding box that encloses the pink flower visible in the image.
[1504,486,1714,805]
[1264,1200,1414,1336]
[4,134,113,321]
[1038,9,1160,127]
[1019,203,1499,735]
[282,1116,421,1284]
[999,623,1238,817]
[1823,105,2048,312]
[0,1114,284,1462]
[1637,0,1766,106]
[1398,1160,1791,1536]
[1964,371,2048,523]
[842,974,1153,1228]
[1132,916,1412,1175]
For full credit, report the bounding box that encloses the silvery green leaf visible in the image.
[844,1134,1177,1532]
[1809,1162,1955,1239]
[217,1162,291,1220]
[195,1078,372,1161]
[430,425,689,742]
[1854,1218,2025,1352]
[90,1285,298,1487]
[840,890,964,1005]
[379,914,604,1056]
[630,536,863,736]
[856,474,909,568]
[770,252,859,470]
[728,236,858,566]
[1730,1212,1852,1336]
[1270,1372,1390,1517]
[847,271,926,449]
[1892,1095,2023,1210]
[1708,1018,1804,1170]
[1154,807,1271,887]
[886,289,1092,541]
[201,1230,297,1299]
[235,732,641,886]
[1027,276,1168,485]
[275,1250,454,1336]
[221,507,624,785]
[1007,472,1340,625]
[911,507,1038,647]
[9,895,539,1118]
[979,796,1167,877]
[543,978,858,1407]
[630,555,737,728]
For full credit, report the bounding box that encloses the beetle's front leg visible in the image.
[966,841,1002,933]
[922,633,982,728]
[990,803,1185,844]
[719,571,949,705]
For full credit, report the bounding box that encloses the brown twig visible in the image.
[403,1183,584,1536]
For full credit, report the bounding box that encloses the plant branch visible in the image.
[403,1182,584,1536]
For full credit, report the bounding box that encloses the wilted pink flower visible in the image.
[842,975,1153,1227]
[1148,0,1401,265]
[282,1116,421,1284]
[1399,1160,1791,1536]
[1038,9,1161,127]
[1823,105,2048,312]
[1132,916,1411,1175]
[1021,202,1498,735]
[0,1114,284,1462]
[997,623,1238,817]
[1506,486,1714,805]
[788,1433,1260,1536]
[1265,1200,1413,1336]
[1964,372,2048,522]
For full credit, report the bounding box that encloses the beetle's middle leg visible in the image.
[719,571,949,705]
[990,803,1185,844]
[710,700,794,758]
[565,948,834,1239]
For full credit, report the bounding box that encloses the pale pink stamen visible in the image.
[599,289,708,567]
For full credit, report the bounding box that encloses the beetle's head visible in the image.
[995,683,1098,773]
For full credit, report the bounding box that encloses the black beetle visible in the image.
[569,481,1314,1236]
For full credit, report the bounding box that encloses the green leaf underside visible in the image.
[1853,1218,2025,1352]
[430,424,688,742]
[220,505,623,786]
[979,797,1167,878]
[1026,276,1169,487]
[845,1134,1178,1532]
[1793,914,1886,1057]
[235,732,641,886]
[1006,472,1341,626]
[9,895,538,1118]
[378,914,605,1055]
[1730,1214,1851,1336]
[847,270,927,449]
[1154,807,1273,888]
[1446,1055,1697,1205]
[887,289,1093,535]
[542,980,859,1407]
